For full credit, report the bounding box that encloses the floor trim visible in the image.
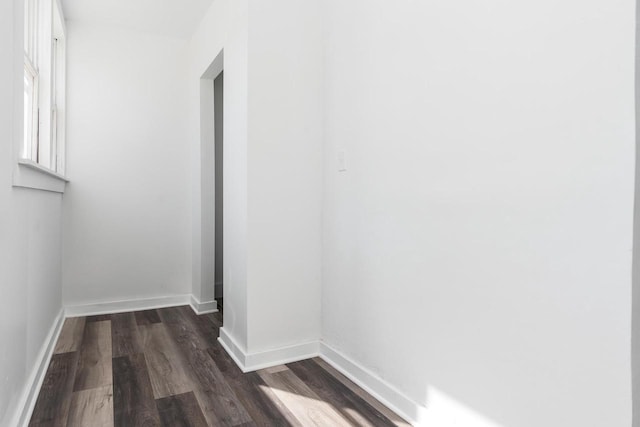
[245,341,320,372]
[12,308,65,427]
[190,295,218,315]
[218,328,320,373]
[64,295,193,317]
[218,327,248,371]
[319,342,425,426]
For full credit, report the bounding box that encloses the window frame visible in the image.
[51,14,66,174]
[21,0,67,176]
[15,0,68,192]
[23,55,39,161]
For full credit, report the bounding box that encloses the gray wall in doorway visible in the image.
[214,71,224,298]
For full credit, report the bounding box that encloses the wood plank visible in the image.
[263,365,289,374]
[113,353,161,427]
[207,345,298,426]
[175,305,220,343]
[183,349,252,426]
[258,369,352,426]
[53,317,86,354]
[67,385,114,427]
[156,307,210,350]
[156,392,208,427]
[158,310,252,426]
[191,390,229,426]
[29,352,79,427]
[288,360,398,426]
[111,312,143,358]
[73,320,113,391]
[312,358,411,426]
[139,323,195,399]
[86,314,112,323]
[135,309,162,326]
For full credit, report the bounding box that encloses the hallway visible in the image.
[1,0,637,425]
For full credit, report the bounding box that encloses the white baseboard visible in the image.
[319,342,425,426]
[245,340,319,372]
[10,309,65,427]
[218,328,248,371]
[65,295,192,317]
[218,328,320,373]
[190,295,218,315]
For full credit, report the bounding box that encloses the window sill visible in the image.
[13,159,68,193]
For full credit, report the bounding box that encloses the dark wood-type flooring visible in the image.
[29,303,410,426]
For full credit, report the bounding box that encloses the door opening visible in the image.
[214,71,224,310]
[198,50,223,319]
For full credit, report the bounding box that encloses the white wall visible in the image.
[246,0,323,353]
[62,23,192,306]
[322,1,635,426]
[0,0,64,424]
[633,1,640,424]
[186,0,323,355]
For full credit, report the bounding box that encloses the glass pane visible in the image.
[23,70,33,159]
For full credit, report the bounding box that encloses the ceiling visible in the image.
[61,0,215,39]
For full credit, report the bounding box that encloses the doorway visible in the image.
[197,50,224,316]
[214,71,223,309]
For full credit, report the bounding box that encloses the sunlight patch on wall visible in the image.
[417,386,502,427]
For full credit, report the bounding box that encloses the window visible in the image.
[23,0,66,175]
[23,58,38,160]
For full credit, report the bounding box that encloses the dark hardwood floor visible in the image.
[29,303,410,426]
